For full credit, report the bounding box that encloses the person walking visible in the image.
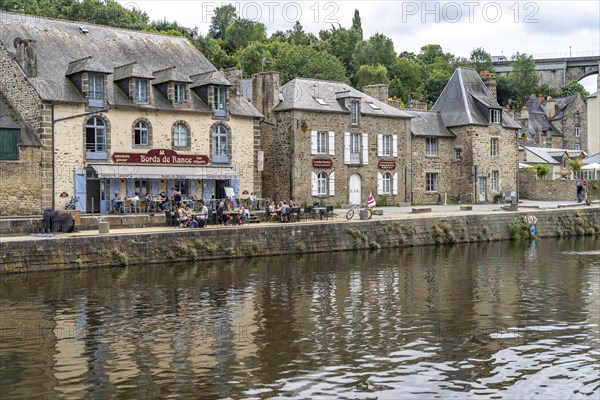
[576,181,583,203]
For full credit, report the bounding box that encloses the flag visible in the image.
[367,192,376,208]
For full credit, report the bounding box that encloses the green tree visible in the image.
[357,64,389,89]
[534,164,551,180]
[208,4,237,39]
[567,158,583,177]
[559,80,590,98]
[223,18,267,52]
[273,43,348,83]
[469,47,493,73]
[351,33,397,84]
[508,53,539,109]
[237,41,288,76]
[351,9,363,39]
[496,76,514,107]
[389,58,423,103]
[324,27,361,73]
[535,83,560,99]
[193,35,238,70]
[423,69,452,105]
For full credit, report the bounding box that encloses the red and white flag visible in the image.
[367,192,376,208]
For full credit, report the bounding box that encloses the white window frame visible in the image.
[382,134,392,157]
[212,125,229,163]
[382,172,391,194]
[425,172,438,192]
[136,79,147,102]
[490,109,501,124]
[316,131,327,154]
[425,137,438,156]
[134,121,149,146]
[574,143,580,150]
[574,127,580,137]
[350,133,361,162]
[215,86,226,110]
[173,123,188,147]
[317,171,327,195]
[175,83,186,104]
[491,170,499,191]
[88,74,104,107]
[454,148,462,161]
[350,100,359,125]
[491,138,499,156]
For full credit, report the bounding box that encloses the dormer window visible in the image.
[350,100,359,125]
[314,98,328,106]
[175,83,186,104]
[489,109,501,124]
[88,74,104,108]
[136,79,147,102]
[214,86,227,117]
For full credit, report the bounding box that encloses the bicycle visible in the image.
[346,204,373,220]
[64,196,81,210]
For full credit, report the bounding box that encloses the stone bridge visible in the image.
[493,56,599,89]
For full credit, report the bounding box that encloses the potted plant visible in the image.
[493,193,502,204]
[436,193,443,205]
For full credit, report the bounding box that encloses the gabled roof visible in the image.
[0,12,261,117]
[432,67,520,129]
[65,56,112,75]
[543,95,577,121]
[522,146,561,164]
[152,66,193,85]
[407,111,455,137]
[190,71,233,88]
[584,152,600,164]
[522,94,562,136]
[272,78,411,119]
[113,62,155,81]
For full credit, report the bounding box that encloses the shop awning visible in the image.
[91,164,239,180]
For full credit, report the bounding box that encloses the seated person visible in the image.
[112,192,122,213]
[269,201,278,222]
[129,192,140,212]
[224,198,233,211]
[217,202,229,225]
[143,192,151,203]
[198,202,209,227]
[187,193,197,209]
[177,204,190,228]
[238,205,249,225]
[173,191,182,208]
[280,201,291,222]
[159,191,170,210]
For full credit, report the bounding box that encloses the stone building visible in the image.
[409,68,521,204]
[251,73,412,205]
[0,13,261,215]
[587,71,599,154]
[518,93,588,151]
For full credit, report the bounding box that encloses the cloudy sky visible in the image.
[118,0,599,91]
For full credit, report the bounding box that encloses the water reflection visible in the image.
[1,238,599,399]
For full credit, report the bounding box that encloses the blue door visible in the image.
[99,179,107,214]
[73,169,87,212]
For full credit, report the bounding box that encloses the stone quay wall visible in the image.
[1,208,598,274]
[519,169,600,201]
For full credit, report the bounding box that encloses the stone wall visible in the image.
[1,208,598,273]
[519,169,600,200]
[0,42,46,215]
[549,94,588,151]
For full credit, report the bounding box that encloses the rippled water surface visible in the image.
[1,238,599,399]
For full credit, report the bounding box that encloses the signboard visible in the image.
[112,149,209,165]
[312,158,333,169]
[224,187,235,198]
[378,159,396,170]
[583,180,588,187]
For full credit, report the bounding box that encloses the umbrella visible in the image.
[581,162,600,170]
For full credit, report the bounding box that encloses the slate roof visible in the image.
[522,94,562,137]
[522,147,561,164]
[407,111,455,137]
[432,67,520,129]
[151,66,193,85]
[543,95,577,121]
[190,71,232,88]
[0,12,261,117]
[584,152,600,164]
[272,78,412,119]
[113,62,155,81]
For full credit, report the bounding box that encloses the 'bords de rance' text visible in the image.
[112,149,209,165]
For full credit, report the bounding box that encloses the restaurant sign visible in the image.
[312,158,333,169]
[378,159,396,170]
[112,149,209,165]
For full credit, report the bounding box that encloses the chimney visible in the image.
[252,71,280,122]
[545,96,556,119]
[534,128,541,144]
[362,84,389,103]
[223,68,242,96]
[537,93,544,104]
[408,99,427,111]
[13,37,37,77]
[479,70,497,99]
[520,105,529,122]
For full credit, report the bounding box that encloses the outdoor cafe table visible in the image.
[223,211,240,225]
[312,207,326,220]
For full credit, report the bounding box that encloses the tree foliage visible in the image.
[559,80,590,98]
[507,53,539,109]
[357,64,389,90]
[469,47,493,73]
[534,164,551,180]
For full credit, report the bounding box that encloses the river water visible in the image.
[1,238,599,399]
